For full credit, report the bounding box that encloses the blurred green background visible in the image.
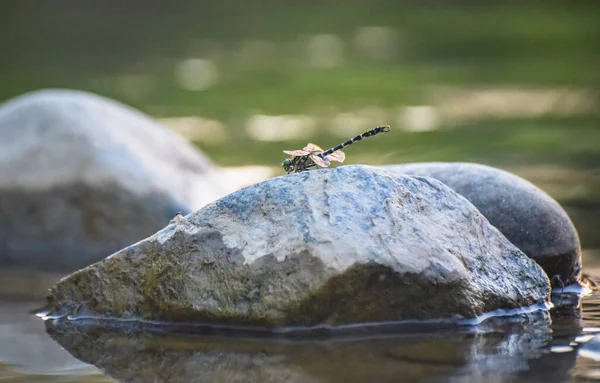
[1,1,599,249]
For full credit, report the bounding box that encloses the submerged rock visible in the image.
[383,162,582,287]
[0,89,230,271]
[46,165,550,327]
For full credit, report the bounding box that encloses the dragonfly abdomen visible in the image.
[319,125,390,158]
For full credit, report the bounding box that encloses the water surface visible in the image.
[1,263,600,382]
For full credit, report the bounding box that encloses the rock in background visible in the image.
[383,162,582,287]
[46,165,550,327]
[0,89,231,271]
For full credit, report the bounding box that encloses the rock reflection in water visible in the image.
[43,311,576,383]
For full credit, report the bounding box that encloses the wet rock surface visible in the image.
[46,165,550,327]
[0,89,230,271]
[383,162,582,287]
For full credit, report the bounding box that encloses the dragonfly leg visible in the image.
[296,156,311,172]
[287,157,299,173]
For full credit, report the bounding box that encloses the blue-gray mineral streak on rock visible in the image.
[578,334,600,362]
[0,89,230,271]
[46,165,550,327]
[383,162,582,287]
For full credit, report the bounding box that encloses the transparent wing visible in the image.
[310,154,330,168]
[303,143,324,153]
[325,150,345,163]
[283,150,310,156]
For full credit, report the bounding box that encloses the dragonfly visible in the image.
[282,125,390,174]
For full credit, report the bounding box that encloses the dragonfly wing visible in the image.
[310,154,330,168]
[283,150,310,156]
[303,143,324,153]
[326,150,345,163]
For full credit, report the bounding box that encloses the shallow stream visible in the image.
[1,259,599,383]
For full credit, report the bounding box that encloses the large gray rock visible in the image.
[0,89,230,271]
[382,163,582,287]
[45,165,550,327]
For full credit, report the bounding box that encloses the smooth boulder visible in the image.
[45,165,550,327]
[383,162,582,287]
[0,89,230,271]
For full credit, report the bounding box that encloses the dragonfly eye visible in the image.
[282,159,293,172]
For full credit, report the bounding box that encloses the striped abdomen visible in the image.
[319,125,390,158]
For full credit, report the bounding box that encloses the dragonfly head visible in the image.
[282,158,294,173]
